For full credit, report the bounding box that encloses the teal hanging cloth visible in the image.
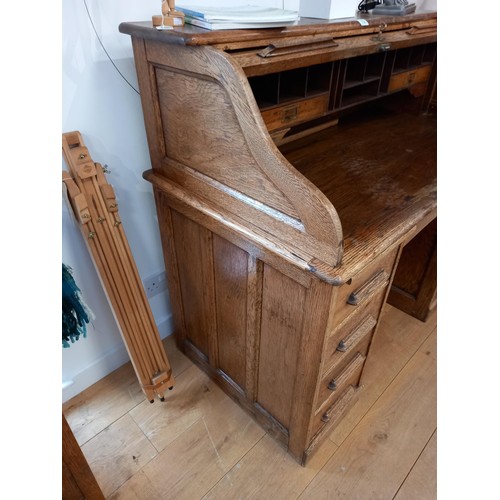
[62,264,94,348]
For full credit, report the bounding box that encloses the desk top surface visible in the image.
[119,10,437,47]
[280,104,436,277]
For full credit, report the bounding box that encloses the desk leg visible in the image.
[387,218,437,321]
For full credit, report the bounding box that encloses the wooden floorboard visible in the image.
[298,330,437,500]
[63,306,437,499]
[394,430,437,500]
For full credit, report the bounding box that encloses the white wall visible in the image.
[62,0,171,402]
[62,0,437,403]
[61,0,298,402]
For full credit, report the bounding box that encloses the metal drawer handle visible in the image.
[257,36,338,58]
[347,270,389,306]
[336,340,347,352]
[327,379,337,391]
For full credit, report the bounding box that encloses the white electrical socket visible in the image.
[143,271,168,298]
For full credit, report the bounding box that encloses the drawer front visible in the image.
[317,332,371,409]
[261,94,329,132]
[307,385,359,455]
[388,65,432,93]
[311,355,364,438]
[333,247,398,327]
[322,285,387,378]
[313,353,364,429]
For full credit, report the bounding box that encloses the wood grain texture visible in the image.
[203,434,337,500]
[119,11,437,49]
[328,304,436,446]
[120,17,437,465]
[257,264,307,429]
[300,329,436,499]
[213,235,248,389]
[80,414,158,498]
[280,106,436,282]
[153,190,188,346]
[287,278,334,460]
[154,66,300,220]
[62,414,104,500]
[142,39,344,267]
[171,210,216,359]
[394,430,437,500]
[233,30,436,77]
[245,256,263,401]
[65,303,436,499]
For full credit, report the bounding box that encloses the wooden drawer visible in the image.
[261,94,329,132]
[317,332,371,411]
[313,352,365,431]
[388,65,432,93]
[311,354,364,437]
[322,285,387,378]
[333,246,398,327]
[306,385,359,459]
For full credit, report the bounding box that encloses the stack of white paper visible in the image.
[177,4,300,30]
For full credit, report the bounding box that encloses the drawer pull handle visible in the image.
[257,36,338,58]
[327,379,337,391]
[321,413,330,423]
[347,270,389,306]
[336,340,347,352]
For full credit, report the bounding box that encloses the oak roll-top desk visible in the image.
[119,10,437,464]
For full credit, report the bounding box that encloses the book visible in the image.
[184,15,299,30]
[177,4,299,23]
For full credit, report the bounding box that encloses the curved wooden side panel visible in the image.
[132,37,343,268]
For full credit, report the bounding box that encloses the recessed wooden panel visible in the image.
[257,265,306,428]
[171,211,215,358]
[213,235,248,389]
[154,66,298,219]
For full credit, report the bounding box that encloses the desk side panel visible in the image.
[131,36,343,268]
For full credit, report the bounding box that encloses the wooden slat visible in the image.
[124,399,264,499]
[245,256,263,401]
[171,211,216,359]
[394,430,437,500]
[257,264,307,428]
[213,235,248,388]
[202,433,337,500]
[64,304,436,499]
[80,414,158,498]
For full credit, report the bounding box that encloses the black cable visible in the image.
[82,0,140,95]
[358,0,381,12]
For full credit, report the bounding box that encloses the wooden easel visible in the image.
[62,131,175,403]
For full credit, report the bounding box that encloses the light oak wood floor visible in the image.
[63,304,437,499]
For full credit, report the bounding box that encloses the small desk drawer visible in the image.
[332,247,398,327]
[311,355,364,437]
[388,65,432,93]
[315,352,365,420]
[261,94,329,132]
[322,285,387,378]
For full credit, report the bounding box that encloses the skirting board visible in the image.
[62,314,174,403]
